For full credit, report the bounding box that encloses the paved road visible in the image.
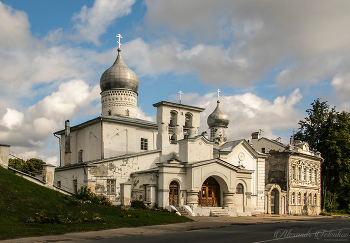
[83,218,350,243]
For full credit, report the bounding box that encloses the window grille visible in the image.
[141,138,148,150]
[107,179,115,194]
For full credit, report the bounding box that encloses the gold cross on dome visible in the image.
[116,34,123,49]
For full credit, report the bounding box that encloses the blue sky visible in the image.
[1,0,349,165]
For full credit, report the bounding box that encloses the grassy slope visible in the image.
[0,167,192,240]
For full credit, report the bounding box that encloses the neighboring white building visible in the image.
[251,132,322,215]
[53,42,269,216]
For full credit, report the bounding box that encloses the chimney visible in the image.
[65,120,71,153]
[251,132,260,140]
[64,120,72,165]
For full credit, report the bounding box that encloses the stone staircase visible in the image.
[210,208,230,217]
[175,206,189,216]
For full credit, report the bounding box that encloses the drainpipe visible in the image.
[54,133,61,167]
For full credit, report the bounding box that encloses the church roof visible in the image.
[102,115,157,127]
[54,115,157,135]
[218,139,245,152]
[207,100,229,128]
[153,101,205,112]
[100,48,139,93]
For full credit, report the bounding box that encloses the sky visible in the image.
[1,0,350,166]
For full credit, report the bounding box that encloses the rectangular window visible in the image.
[141,138,148,150]
[309,169,312,182]
[314,170,317,183]
[292,166,296,180]
[298,167,301,180]
[57,181,61,189]
[73,179,78,193]
[304,168,307,181]
[261,148,265,153]
[107,179,115,194]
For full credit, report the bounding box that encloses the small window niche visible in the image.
[78,150,83,163]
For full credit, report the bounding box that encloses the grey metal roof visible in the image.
[259,137,287,148]
[102,115,157,127]
[100,48,139,93]
[218,139,244,152]
[207,101,229,128]
[152,101,205,112]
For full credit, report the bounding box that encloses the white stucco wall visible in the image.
[60,122,102,165]
[102,122,157,159]
[251,138,285,153]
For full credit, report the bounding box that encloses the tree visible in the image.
[8,158,46,174]
[296,99,350,212]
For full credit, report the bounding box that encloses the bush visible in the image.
[73,186,113,206]
[319,211,332,216]
[131,200,147,210]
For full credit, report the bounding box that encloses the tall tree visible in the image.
[8,158,46,174]
[296,99,350,212]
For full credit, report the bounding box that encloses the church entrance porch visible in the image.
[198,177,220,207]
[169,181,179,206]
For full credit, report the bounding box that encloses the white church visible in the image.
[52,36,271,216]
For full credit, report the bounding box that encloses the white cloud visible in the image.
[137,107,154,122]
[190,89,303,143]
[71,0,135,45]
[142,0,350,95]
[0,108,24,129]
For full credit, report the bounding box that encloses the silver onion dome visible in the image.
[207,101,230,128]
[100,48,139,93]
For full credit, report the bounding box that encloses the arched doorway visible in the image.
[169,181,179,206]
[198,177,220,207]
[271,188,280,214]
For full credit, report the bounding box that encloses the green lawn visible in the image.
[0,166,192,240]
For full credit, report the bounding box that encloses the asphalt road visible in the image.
[82,218,350,243]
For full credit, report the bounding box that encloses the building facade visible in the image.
[251,132,322,215]
[53,42,270,216]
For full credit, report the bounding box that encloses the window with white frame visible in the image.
[292,192,295,204]
[107,179,115,194]
[298,192,301,204]
[141,138,148,150]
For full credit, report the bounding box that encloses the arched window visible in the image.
[108,110,111,116]
[184,113,192,128]
[125,109,129,116]
[170,111,177,127]
[292,166,296,180]
[236,183,244,194]
[309,169,312,181]
[308,194,312,205]
[298,192,301,204]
